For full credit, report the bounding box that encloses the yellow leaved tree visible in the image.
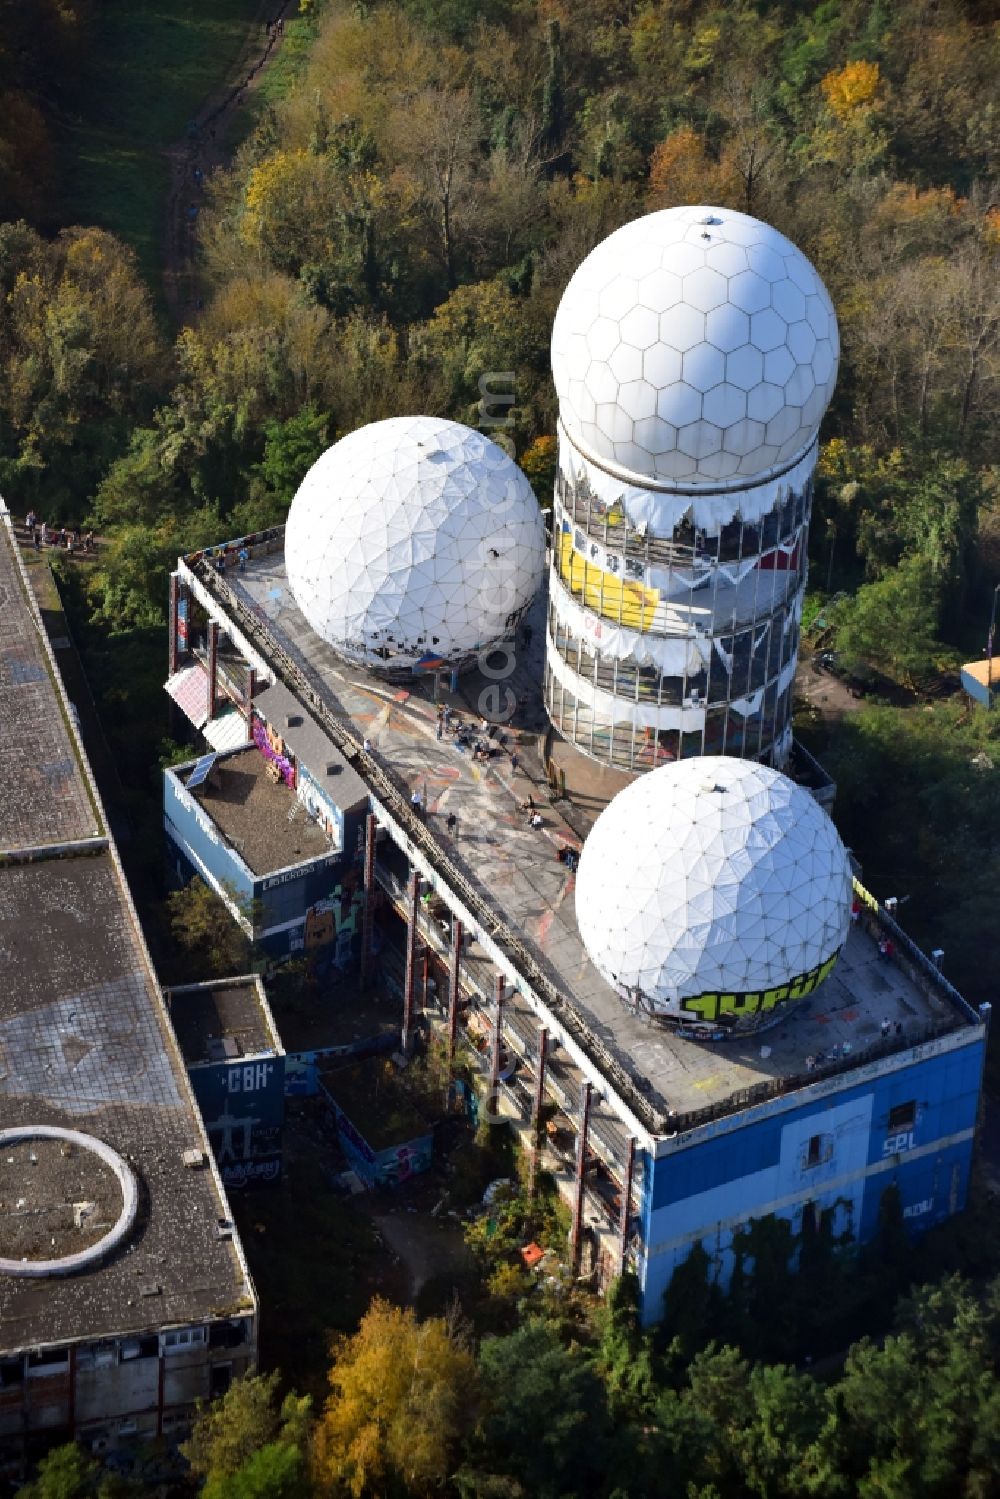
[312,1299,477,1498]
[820,60,881,121]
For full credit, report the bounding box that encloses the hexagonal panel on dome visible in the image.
[551,205,839,489]
[285,417,545,672]
[575,758,852,1030]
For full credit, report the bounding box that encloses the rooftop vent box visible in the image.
[285,714,302,728]
[206,1037,241,1063]
[327,762,342,776]
[182,1148,206,1169]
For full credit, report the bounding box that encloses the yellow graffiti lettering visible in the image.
[719,991,761,1017]
[682,993,720,1022]
[680,950,842,1023]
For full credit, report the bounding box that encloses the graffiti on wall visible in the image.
[302,878,365,964]
[252,713,296,788]
[190,1055,284,1184]
[222,1158,281,1188]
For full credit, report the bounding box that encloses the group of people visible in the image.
[23,512,94,555]
[435,703,505,764]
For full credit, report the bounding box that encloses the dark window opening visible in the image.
[210,1363,233,1399]
[0,1359,23,1387]
[806,1134,823,1167]
[208,1320,248,1350]
[28,1348,68,1368]
[801,1201,818,1235]
[888,1101,916,1132]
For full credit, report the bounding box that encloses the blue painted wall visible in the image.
[639,1037,984,1324]
[319,1084,433,1187]
[164,768,255,911]
[188,1054,286,1187]
[164,765,353,956]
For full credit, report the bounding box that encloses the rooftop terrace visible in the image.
[0,511,253,1354]
[180,536,976,1133]
[186,745,334,876]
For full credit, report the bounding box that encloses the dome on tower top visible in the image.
[551,206,839,492]
[284,416,545,673]
[575,757,852,1032]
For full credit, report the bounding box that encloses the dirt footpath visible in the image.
[371,1207,475,1305]
[162,0,294,322]
[795,649,867,726]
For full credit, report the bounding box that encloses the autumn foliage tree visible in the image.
[312,1300,477,1497]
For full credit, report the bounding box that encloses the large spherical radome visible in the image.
[284,417,545,671]
[575,757,852,1030]
[551,206,839,489]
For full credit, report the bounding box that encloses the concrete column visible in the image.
[447,919,463,1064]
[570,1080,593,1275]
[168,573,180,675]
[401,869,420,1053]
[619,1135,636,1276]
[488,974,505,1119]
[244,665,257,725]
[207,620,220,721]
[360,813,377,987]
[529,1026,549,1196]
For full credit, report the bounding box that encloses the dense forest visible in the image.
[5,2,1000,1493]
[21,1264,1000,1498]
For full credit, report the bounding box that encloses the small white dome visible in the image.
[284,417,545,671]
[551,206,839,490]
[575,757,852,1030]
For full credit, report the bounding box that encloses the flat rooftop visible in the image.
[186,745,334,876]
[0,541,101,850]
[167,979,280,1068]
[1,1138,121,1264]
[193,542,971,1126]
[253,679,369,817]
[0,515,252,1355]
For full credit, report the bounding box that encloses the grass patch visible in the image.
[57,0,263,282]
[221,11,321,151]
[253,12,319,105]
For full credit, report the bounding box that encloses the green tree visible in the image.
[15,1445,97,1499]
[0,224,167,517]
[245,406,331,526]
[662,1241,725,1362]
[833,554,948,690]
[183,1372,312,1495]
[165,875,257,981]
[15,1441,140,1498]
[469,1320,611,1498]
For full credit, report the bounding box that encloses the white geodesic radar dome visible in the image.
[575,757,852,1028]
[551,205,839,489]
[284,417,545,671]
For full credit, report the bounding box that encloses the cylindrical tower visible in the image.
[546,205,838,772]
